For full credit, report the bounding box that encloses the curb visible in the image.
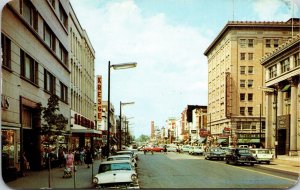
[256,165,300,177]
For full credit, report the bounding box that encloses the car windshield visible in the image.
[257,150,270,154]
[98,163,132,173]
[211,148,221,152]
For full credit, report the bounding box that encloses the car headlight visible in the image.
[93,177,99,184]
[131,174,138,181]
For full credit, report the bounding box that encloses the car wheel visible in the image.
[225,159,229,164]
[267,161,270,165]
[234,159,238,165]
[250,163,254,166]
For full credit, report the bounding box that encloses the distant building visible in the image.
[204,18,300,147]
[261,34,300,156]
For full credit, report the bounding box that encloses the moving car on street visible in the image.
[143,146,164,152]
[181,145,191,153]
[93,160,139,188]
[204,147,226,160]
[225,148,257,166]
[250,148,273,164]
[188,146,204,155]
[166,145,177,152]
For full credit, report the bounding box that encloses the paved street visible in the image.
[137,151,299,188]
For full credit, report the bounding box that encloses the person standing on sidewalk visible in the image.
[84,147,93,168]
[65,149,74,172]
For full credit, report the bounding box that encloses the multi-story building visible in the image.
[193,107,208,145]
[150,121,155,139]
[1,0,70,171]
[101,101,117,145]
[165,117,176,144]
[204,18,300,148]
[261,34,300,156]
[68,2,98,150]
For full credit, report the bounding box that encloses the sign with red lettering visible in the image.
[97,75,102,121]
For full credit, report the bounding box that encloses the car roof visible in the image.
[100,160,132,164]
[108,155,131,158]
[116,151,133,153]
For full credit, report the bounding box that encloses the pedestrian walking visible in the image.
[58,147,66,168]
[22,152,30,176]
[74,149,81,165]
[163,145,167,154]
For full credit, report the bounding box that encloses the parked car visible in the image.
[220,147,231,155]
[107,155,137,168]
[115,150,138,161]
[238,145,249,148]
[143,146,164,152]
[181,145,191,153]
[93,160,139,188]
[204,147,226,160]
[250,148,273,164]
[189,146,204,155]
[166,145,177,152]
[225,148,257,166]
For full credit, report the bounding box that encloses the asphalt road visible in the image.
[136,151,298,188]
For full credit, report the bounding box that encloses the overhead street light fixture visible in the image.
[107,61,137,156]
[119,102,135,150]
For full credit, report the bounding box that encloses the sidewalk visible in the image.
[257,155,300,176]
[3,159,103,189]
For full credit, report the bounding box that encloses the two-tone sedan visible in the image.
[204,147,226,160]
[225,148,257,166]
[93,160,139,188]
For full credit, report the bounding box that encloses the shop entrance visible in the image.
[277,129,286,155]
[23,128,41,170]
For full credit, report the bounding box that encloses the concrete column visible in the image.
[265,92,274,149]
[277,90,283,116]
[290,78,298,155]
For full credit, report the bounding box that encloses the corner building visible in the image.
[204,19,300,148]
[1,0,70,171]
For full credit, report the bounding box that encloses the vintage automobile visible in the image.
[143,146,164,152]
[188,146,204,155]
[181,145,191,153]
[166,145,178,152]
[204,147,226,160]
[107,155,137,168]
[115,150,138,161]
[93,160,139,188]
[250,148,273,164]
[225,148,257,166]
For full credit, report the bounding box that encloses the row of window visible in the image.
[240,66,254,74]
[240,79,253,88]
[268,53,300,79]
[240,38,279,48]
[240,52,253,61]
[21,0,68,66]
[240,93,253,101]
[47,0,68,29]
[1,33,68,103]
[240,107,254,116]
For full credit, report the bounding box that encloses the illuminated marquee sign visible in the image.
[97,75,102,121]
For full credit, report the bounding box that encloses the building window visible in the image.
[248,39,253,48]
[294,53,300,67]
[44,24,56,52]
[240,107,245,115]
[248,66,254,74]
[240,39,246,48]
[20,50,38,85]
[240,93,245,101]
[58,44,68,65]
[240,80,245,88]
[21,0,38,31]
[273,39,279,48]
[248,80,253,88]
[248,107,253,115]
[266,39,271,48]
[240,53,245,60]
[1,33,11,69]
[48,0,55,9]
[59,3,68,29]
[248,93,253,101]
[44,69,56,94]
[248,53,253,60]
[240,66,246,74]
[281,58,290,73]
[269,65,277,78]
[60,82,68,103]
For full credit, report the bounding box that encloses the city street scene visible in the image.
[1,0,300,189]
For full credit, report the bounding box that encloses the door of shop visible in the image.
[277,129,286,155]
[23,128,41,170]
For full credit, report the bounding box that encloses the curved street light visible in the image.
[107,61,137,156]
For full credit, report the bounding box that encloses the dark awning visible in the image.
[238,139,260,143]
[281,84,291,92]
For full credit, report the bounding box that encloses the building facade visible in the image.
[1,0,70,171]
[204,19,300,148]
[68,2,98,150]
[261,34,300,156]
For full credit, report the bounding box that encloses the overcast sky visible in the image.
[69,0,300,138]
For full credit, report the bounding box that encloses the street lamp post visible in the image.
[119,102,134,150]
[107,61,137,156]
